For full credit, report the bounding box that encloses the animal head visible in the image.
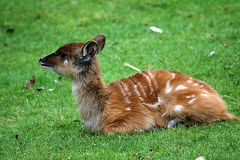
[39,34,106,78]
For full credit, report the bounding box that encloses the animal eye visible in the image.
[59,52,66,59]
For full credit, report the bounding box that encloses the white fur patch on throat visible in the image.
[64,60,68,65]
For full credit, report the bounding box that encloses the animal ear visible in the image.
[92,34,106,53]
[78,34,106,64]
[80,40,98,63]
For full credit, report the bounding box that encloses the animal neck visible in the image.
[72,60,108,131]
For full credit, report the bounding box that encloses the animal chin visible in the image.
[40,63,54,71]
[42,65,53,71]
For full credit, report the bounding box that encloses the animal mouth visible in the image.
[39,60,54,71]
[39,62,52,67]
[39,57,53,68]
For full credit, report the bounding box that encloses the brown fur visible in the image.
[39,34,239,134]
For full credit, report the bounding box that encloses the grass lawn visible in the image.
[1,0,240,159]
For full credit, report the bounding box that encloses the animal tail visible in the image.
[223,113,240,121]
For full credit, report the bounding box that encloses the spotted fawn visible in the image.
[39,34,239,134]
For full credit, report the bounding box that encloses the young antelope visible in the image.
[39,34,239,134]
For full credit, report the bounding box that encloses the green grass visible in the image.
[1,0,240,159]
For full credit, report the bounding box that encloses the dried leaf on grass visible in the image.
[25,75,36,89]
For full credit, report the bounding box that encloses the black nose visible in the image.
[39,57,45,64]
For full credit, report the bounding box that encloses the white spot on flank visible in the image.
[193,83,199,86]
[186,94,196,98]
[126,107,131,111]
[117,81,131,104]
[64,60,68,65]
[188,98,197,104]
[142,72,154,94]
[133,85,144,101]
[171,73,176,79]
[202,90,208,94]
[147,71,159,90]
[174,105,184,112]
[133,85,140,95]
[201,93,208,97]
[121,81,129,93]
[133,78,147,97]
[187,79,193,83]
[175,85,188,91]
[165,80,173,94]
[199,85,204,88]
[144,97,164,108]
